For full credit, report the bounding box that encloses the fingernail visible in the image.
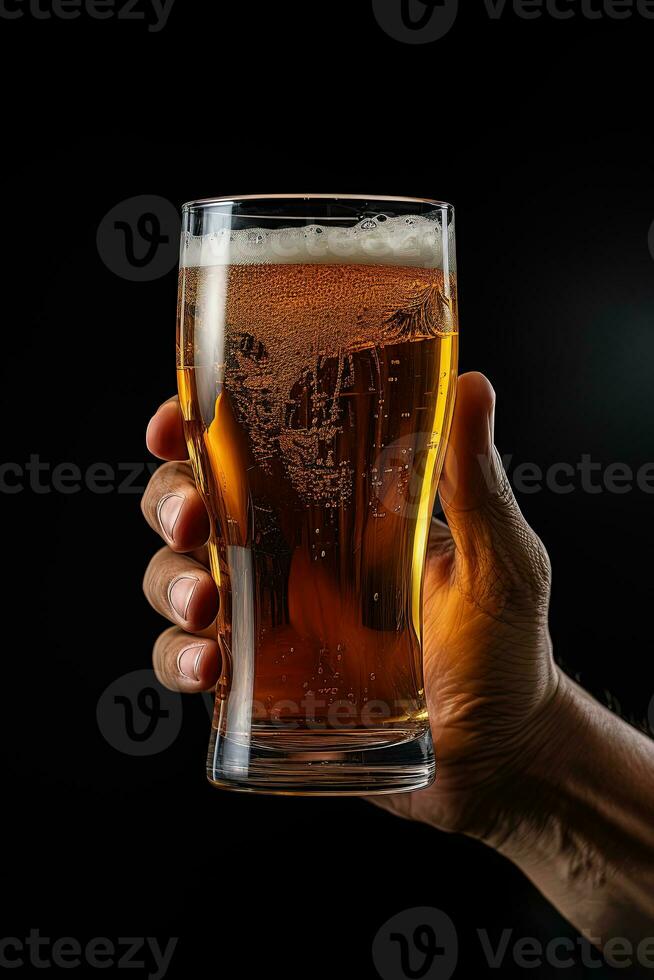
[157,493,184,543]
[177,643,205,681]
[168,576,198,621]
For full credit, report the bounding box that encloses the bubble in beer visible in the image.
[177,207,458,742]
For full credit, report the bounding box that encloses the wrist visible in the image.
[472,666,583,861]
[474,669,654,940]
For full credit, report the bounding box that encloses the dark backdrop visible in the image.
[2,2,653,977]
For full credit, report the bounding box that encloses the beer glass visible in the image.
[176,195,458,794]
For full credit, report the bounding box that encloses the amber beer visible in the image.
[177,197,458,794]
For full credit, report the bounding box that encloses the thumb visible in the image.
[439,372,550,608]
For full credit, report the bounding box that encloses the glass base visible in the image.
[207,727,435,796]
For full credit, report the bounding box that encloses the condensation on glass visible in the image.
[176,195,458,794]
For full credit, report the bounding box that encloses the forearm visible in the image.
[489,671,654,945]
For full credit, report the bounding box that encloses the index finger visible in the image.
[146,396,188,461]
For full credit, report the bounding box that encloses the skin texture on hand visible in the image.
[142,372,654,942]
[368,373,559,840]
[142,373,559,840]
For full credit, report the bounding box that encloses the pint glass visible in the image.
[176,195,458,794]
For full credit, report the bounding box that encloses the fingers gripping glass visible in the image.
[176,194,458,795]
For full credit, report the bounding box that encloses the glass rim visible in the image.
[182,193,454,212]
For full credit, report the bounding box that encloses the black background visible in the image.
[2,1,654,977]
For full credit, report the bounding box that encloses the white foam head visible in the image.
[181,214,454,271]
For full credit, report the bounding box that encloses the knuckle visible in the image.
[498,519,551,609]
[150,460,191,502]
[159,459,191,488]
[141,470,166,527]
[152,628,178,688]
[460,497,551,616]
[152,647,166,687]
[142,546,172,602]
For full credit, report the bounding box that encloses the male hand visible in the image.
[142,372,560,843]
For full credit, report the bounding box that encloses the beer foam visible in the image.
[181,214,454,270]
